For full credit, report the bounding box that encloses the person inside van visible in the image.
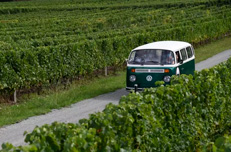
[165,51,175,64]
[176,51,180,63]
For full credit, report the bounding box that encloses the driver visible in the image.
[166,52,175,64]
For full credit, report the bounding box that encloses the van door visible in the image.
[185,46,195,75]
[178,48,188,75]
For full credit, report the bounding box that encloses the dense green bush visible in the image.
[203,135,231,151]
[1,58,231,151]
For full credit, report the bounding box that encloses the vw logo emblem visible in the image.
[146,75,152,81]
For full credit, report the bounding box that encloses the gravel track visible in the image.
[0,49,231,148]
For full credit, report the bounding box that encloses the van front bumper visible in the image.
[126,87,144,91]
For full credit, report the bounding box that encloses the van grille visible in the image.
[135,69,164,73]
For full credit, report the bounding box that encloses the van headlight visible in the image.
[129,75,136,82]
[163,76,171,83]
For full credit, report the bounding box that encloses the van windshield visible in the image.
[128,49,175,65]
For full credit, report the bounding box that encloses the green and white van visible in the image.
[126,41,195,91]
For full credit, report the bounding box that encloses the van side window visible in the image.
[186,46,193,58]
[191,46,195,56]
[180,48,187,61]
[175,51,180,63]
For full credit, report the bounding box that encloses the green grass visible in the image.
[0,36,231,127]
[195,36,231,63]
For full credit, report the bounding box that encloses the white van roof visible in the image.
[133,41,191,52]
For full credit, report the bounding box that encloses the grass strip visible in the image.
[195,36,231,63]
[0,36,231,127]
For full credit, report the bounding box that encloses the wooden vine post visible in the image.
[13,90,17,103]
[105,66,108,76]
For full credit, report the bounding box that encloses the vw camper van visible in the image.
[126,41,195,91]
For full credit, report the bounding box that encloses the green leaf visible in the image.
[215,137,226,148]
